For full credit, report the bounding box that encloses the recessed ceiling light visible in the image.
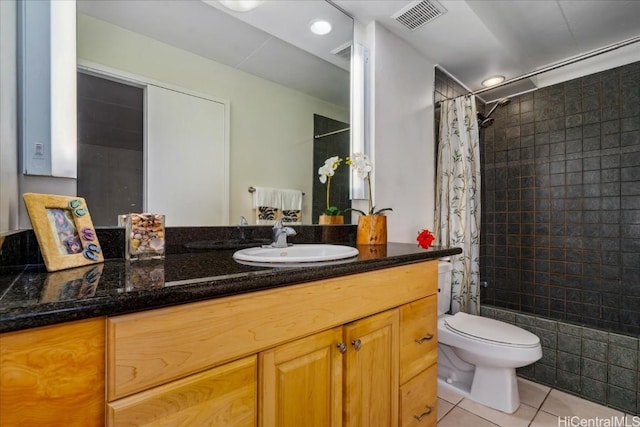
[310,19,332,35]
[481,75,505,88]
[218,0,262,12]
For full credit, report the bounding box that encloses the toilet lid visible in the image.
[444,312,540,348]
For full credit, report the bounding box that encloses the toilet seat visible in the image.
[444,312,540,348]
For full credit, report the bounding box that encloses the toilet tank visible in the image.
[438,260,453,315]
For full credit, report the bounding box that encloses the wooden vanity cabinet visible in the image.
[105,262,439,426]
[111,261,438,426]
[0,260,439,426]
[0,318,106,427]
[260,292,439,427]
[260,309,400,427]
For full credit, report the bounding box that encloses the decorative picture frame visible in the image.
[23,193,104,272]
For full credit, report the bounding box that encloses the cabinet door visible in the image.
[399,295,438,384]
[0,318,105,427]
[260,327,343,427]
[108,355,256,426]
[344,309,399,427]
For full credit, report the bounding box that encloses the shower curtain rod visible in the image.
[437,34,640,104]
[314,127,350,139]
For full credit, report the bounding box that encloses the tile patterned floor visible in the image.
[437,378,639,426]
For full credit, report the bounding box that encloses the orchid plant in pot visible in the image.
[318,156,344,224]
[346,152,392,245]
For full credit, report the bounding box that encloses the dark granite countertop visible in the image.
[0,242,461,334]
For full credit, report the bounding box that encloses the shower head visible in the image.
[477,97,510,128]
[479,117,494,128]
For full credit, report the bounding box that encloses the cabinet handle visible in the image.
[351,339,362,350]
[337,342,347,353]
[414,333,434,344]
[413,405,433,421]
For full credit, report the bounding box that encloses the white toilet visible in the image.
[436,260,542,414]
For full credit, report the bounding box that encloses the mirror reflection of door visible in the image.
[77,70,229,227]
[145,85,228,227]
[77,72,143,226]
[312,114,350,223]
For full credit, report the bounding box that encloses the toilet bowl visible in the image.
[436,260,542,414]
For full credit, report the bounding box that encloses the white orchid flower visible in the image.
[318,164,332,183]
[318,156,342,183]
[318,156,344,213]
[346,152,392,216]
[348,152,373,179]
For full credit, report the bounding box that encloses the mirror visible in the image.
[75,0,353,226]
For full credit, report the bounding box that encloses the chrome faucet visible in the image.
[237,216,250,241]
[271,218,296,248]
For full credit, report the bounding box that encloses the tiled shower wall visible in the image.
[77,72,144,226]
[483,305,640,414]
[312,114,350,221]
[434,63,640,413]
[480,61,640,335]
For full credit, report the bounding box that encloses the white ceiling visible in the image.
[77,0,353,107]
[336,0,640,102]
[78,1,640,106]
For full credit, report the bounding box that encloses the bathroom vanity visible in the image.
[0,240,460,426]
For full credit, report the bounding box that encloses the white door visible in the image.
[146,85,228,226]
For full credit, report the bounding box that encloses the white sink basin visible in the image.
[233,244,359,264]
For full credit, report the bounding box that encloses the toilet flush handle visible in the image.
[414,333,434,344]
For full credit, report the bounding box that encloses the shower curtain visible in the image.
[435,95,481,315]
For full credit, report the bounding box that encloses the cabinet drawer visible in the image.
[107,356,256,427]
[399,364,437,427]
[399,295,438,384]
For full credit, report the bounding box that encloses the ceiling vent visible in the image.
[391,0,447,31]
[331,42,352,62]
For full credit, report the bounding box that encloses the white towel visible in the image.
[280,189,303,211]
[252,187,282,209]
